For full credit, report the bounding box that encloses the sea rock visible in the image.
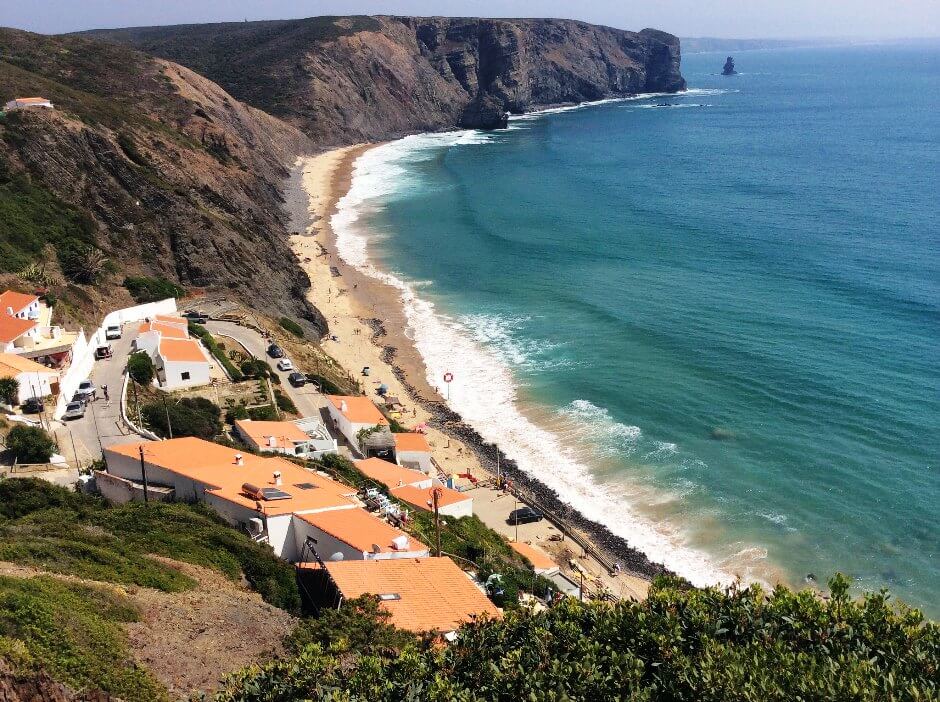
[459,93,509,130]
[722,56,737,75]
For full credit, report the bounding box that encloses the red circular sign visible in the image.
[443,372,454,383]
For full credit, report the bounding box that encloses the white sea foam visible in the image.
[330,128,753,590]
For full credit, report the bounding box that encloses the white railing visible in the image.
[53,298,179,420]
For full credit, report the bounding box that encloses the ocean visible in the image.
[332,43,940,613]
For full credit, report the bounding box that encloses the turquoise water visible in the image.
[335,44,939,613]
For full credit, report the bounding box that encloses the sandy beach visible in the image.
[288,146,651,601]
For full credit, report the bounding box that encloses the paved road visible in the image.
[205,320,327,421]
[60,324,142,466]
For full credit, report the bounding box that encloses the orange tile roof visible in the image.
[354,457,427,489]
[325,557,500,633]
[390,484,470,511]
[326,395,388,425]
[158,338,207,363]
[0,291,38,314]
[0,352,57,379]
[393,432,431,453]
[509,541,557,572]
[105,437,358,515]
[297,508,426,555]
[0,315,36,344]
[14,97,50,103]
[154,314,188,327]
[235,419,310,448]
[139,321,189,339]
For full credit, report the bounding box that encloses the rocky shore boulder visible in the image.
[459,93,509,130]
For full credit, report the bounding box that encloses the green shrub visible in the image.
[285,596,418,657]
[278,317,304,338]
[0,376,18,405]
[306,374,341,394]
[240,358,270,379]
[216,575,939,702]
[225,404,250,424]
[274,389,297,414]
[190,328,243,381]
[6,424,55,463]
[247,404,278,421]
[122,275,184,303]
[142,396,221,439]
[127,351,155,385]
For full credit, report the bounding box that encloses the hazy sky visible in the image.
[3,0,939,38]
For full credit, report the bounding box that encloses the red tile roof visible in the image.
[393,432,431,453]
[326,395,388,425]
[158,338,207,363]
[297,508,426,555]
[0,291,38,315]
[354,457,427,489]
[390,484,471,511]
[509,541,557,572]
[0,315,36,344]
[325,557,500,633]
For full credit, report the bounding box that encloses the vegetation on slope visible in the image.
[218,575,938,701]
[0,479,299,610]
[0,576,167,702]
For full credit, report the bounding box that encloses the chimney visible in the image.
[391,535,409,551]
[267,435,277,448]
[340,400,348,413]
[234,453,244,466]
[273,471,282,486]
[5,307,12,316]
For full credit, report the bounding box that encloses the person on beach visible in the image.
[102,385,109,402]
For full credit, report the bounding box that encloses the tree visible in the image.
[127,352,155,385]
[0,377,19,406]
[142,397,221,440]
[59,240,107,284]
[6,425,55,463]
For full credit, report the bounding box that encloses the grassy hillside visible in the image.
[0,479,299,700]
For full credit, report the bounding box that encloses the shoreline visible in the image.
[285,145,671,593]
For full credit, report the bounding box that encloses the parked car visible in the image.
[267,343,284,358]
[74,380,96,399]
[21,397,43,414]
[62,401,86,420]
[507,506,544,525]
[276,358,294,372]
[94,344,113,360]
[182,310,209,324]
[104,324,121,340]
[287,372,306,387]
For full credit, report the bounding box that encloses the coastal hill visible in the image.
[0,28,326,331]
[84,16,686,143]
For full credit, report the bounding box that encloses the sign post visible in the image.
[443,371,454,401]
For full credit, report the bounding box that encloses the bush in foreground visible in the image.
[278,316,304,338]
[123,275,184,303]
[216,576,938,701]
[5,424,55,463]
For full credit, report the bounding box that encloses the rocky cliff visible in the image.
[86,16,685,144]
[0,28,325,332]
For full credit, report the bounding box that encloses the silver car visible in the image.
[62,401,86,420]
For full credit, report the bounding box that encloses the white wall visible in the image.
[397,450,434,475]
[158,358,210,390]
[15,370,57,404]
[54,298,178,419]
[291,514,429,563]
[439,498,473,519]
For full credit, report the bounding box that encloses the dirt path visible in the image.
[0,558,296,698]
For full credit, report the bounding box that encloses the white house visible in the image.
[154,338,211,390]
[389,483,474,519]
[0,291,78,366]
[3,97,54,111]
[135,319,188,356]
[354,457,433,491]
[394,432,435,474]
[0,352,58,405]
[234,419,337,459]
[325,395,389,452]
[101,438,360,560]
[292,508,429,562]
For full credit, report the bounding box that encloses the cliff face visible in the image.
[86,16,685,143]
[0,29,325,332]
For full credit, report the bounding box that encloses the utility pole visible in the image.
[68,429,80,472]
[495,443,501,490]
[162,395,173,438]
[432,487,443,557]
[138,445,149,503]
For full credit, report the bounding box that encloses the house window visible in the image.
[181,371,191,381]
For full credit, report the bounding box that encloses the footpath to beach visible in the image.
[286,146,650,602]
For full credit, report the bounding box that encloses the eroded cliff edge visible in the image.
[86,16,685,142]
